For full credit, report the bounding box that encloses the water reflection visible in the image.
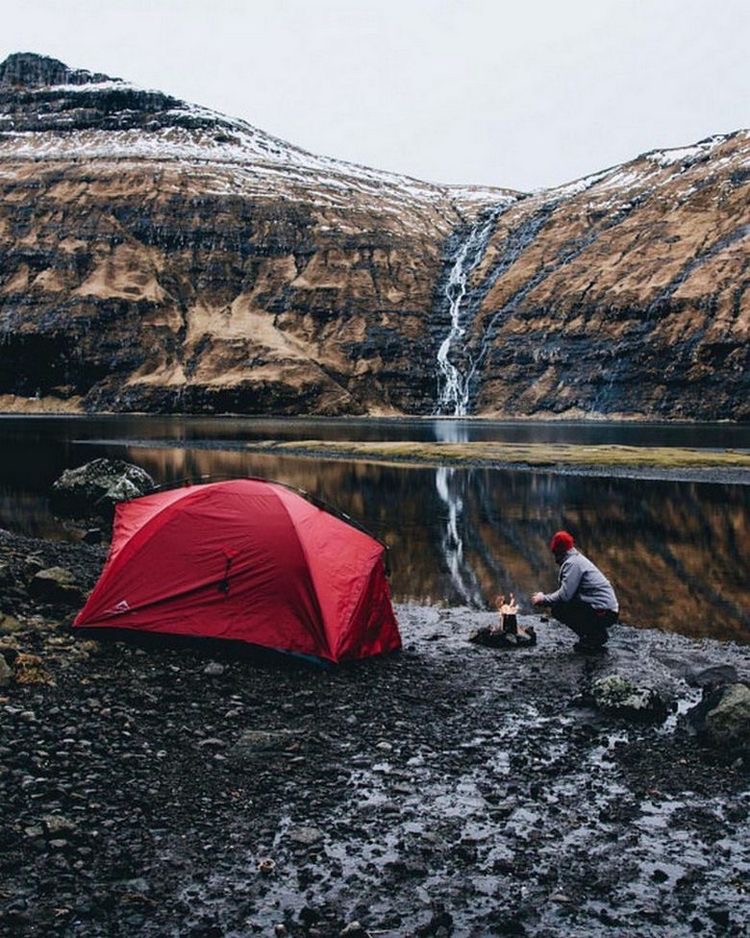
[103,446,750,643]
[1,414,748,449]
[0,417,747,642]
[435,466,483,606]
[433,420,484,605]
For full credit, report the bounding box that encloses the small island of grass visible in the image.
[243,440,750,481]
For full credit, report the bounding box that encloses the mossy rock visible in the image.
[592,674,669,724]
[689,683,750,756]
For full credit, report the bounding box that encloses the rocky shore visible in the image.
[1,529,749,937]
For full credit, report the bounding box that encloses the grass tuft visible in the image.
[245,440,750,471]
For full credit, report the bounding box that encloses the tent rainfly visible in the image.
[74,479,401,662]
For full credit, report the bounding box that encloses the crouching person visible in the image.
[532,531,619,652]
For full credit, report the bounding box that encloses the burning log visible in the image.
[470,592,535,649]
[495,593,519,635]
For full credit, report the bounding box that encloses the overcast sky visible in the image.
[2,0,748,191]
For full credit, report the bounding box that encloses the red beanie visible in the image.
[550,530,574,553]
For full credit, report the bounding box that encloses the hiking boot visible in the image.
[573,641,607,655]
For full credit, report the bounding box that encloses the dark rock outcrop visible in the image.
[51,458,154,511]
[0,52,113,90]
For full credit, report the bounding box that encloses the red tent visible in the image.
[74,479,401,662]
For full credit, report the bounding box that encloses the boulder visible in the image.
[29,567,87,606]
[339,922,367,938]
[0,639,19,659]
[591,674,669,724]
[685,664,738,690]
[687,682,750,756]
[51,459,154,514]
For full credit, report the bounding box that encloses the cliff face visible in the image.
[0,52,747,419]
[0,53,516,416]
[452,134,750,420]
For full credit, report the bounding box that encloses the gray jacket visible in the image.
[542,548,618,611]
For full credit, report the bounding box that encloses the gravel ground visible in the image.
[0,531,749,937]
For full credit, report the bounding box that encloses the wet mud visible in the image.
[0,532,749,936]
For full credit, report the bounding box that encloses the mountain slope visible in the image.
[0,52,747,419]
[0,52,517,416]
[448,132,750,420]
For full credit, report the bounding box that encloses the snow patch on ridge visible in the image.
[30,79,129,95]
[1,79,519,216]
[3,74,748,217]
[540,168,611,200]
[644,134,728,168]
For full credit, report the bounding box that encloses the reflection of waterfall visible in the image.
[433,420,484,606]
[435,466,484,606]
[436,209,503,416]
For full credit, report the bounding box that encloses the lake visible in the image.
[1,415,748,642]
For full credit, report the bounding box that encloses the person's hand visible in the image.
[531,592,546,606]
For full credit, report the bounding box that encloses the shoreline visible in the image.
[0,406,748,428]
[104,438,750,487]
[0,528,748,935]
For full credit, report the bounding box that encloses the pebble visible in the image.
[288,827,324,846]
[43,815,78,836]
[339,922,366,937]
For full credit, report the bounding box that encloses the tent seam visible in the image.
[78,487,222,621]
[270,483,334,660]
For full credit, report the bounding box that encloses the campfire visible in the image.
[469,590,535,649]
[495,593,519,635]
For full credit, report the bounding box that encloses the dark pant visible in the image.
[551,600,618,646]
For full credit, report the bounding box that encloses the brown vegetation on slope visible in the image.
[0,53,747,419]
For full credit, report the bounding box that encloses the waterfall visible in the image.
[435,200,562,417]
[435,208,503,416]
